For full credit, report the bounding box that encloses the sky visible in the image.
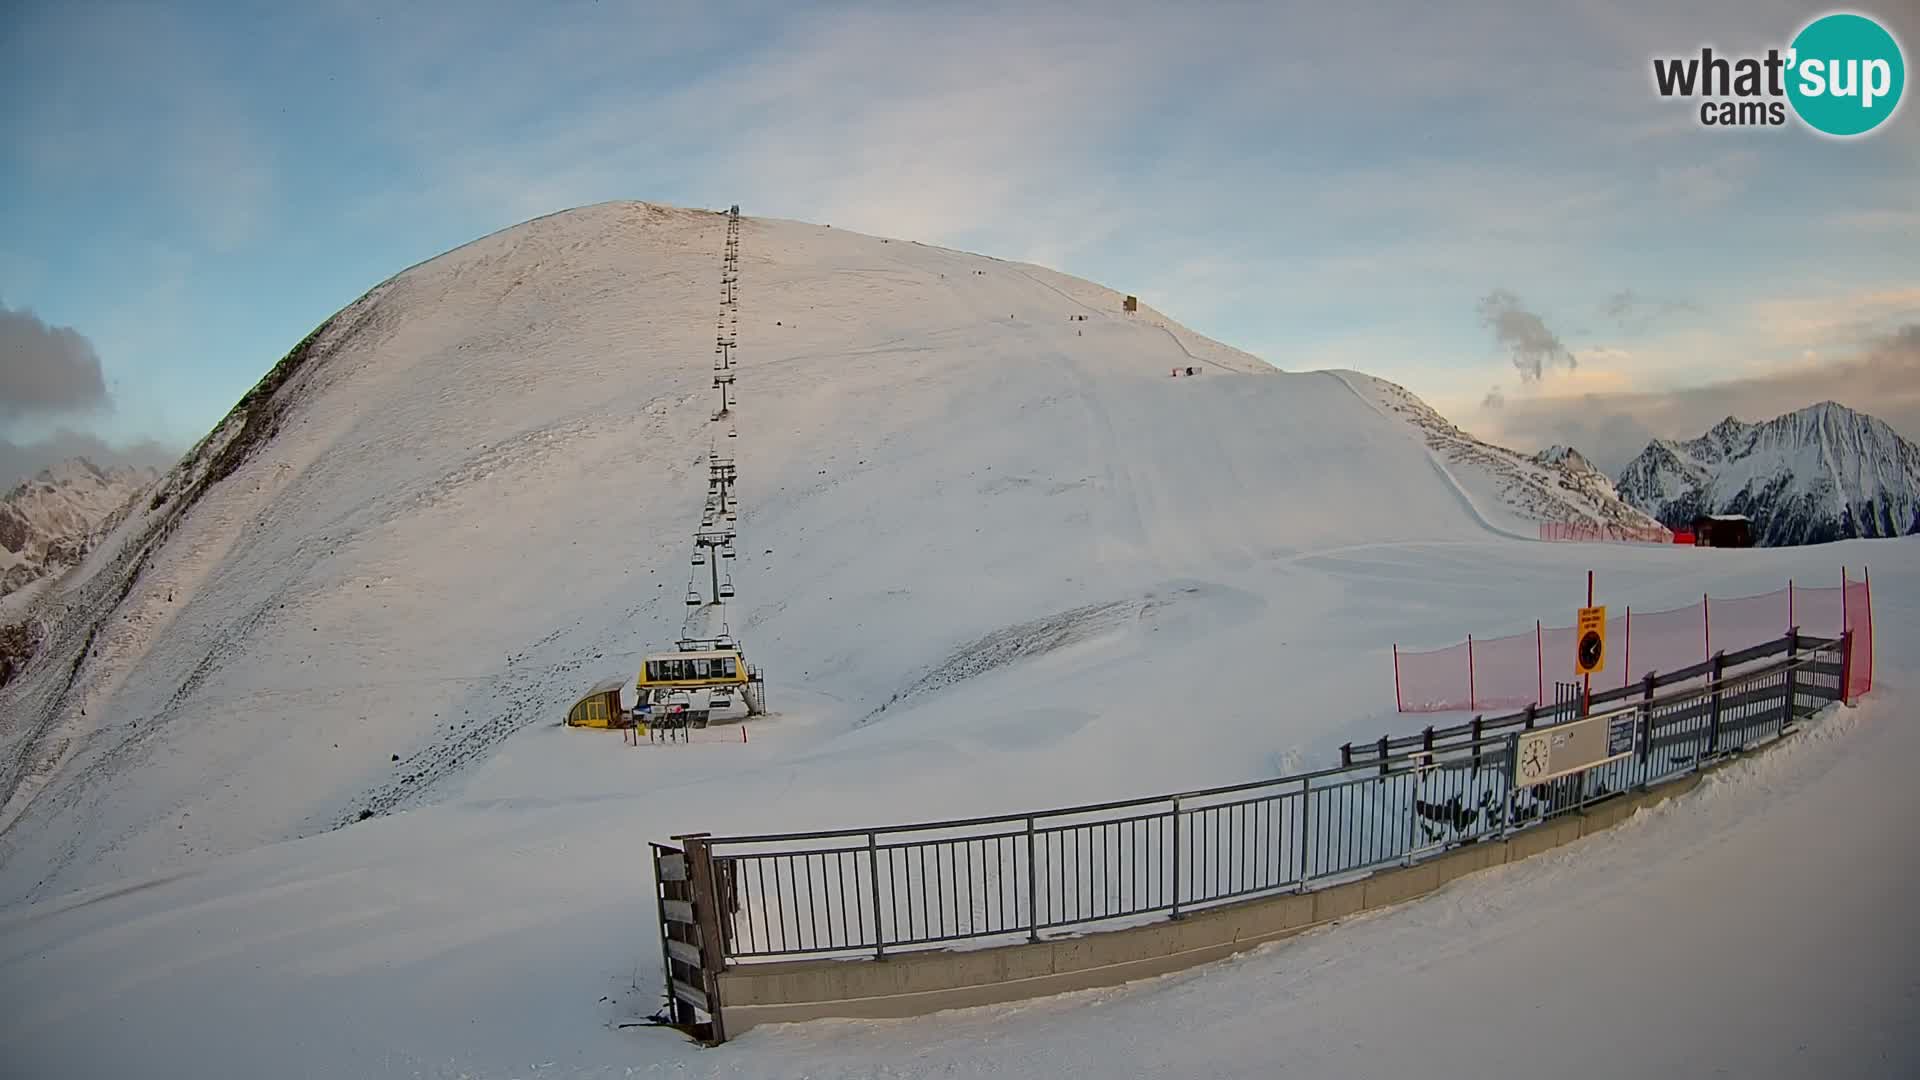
[2,0,1916,483]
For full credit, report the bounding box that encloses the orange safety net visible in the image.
[1394,570,1875,713]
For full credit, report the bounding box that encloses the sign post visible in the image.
[1575,571,1606,714]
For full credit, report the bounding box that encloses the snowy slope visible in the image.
[0,539,1908,1080]
[0,458,157,600]
[0,200,1909,1077]
[0,201,1655,904]
[1616,402,1920,545]
[1336,373,1668,537]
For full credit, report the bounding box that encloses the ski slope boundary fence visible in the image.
[648,631,1850,1041]
[1393,568,1874,713]
[1537,521,1672,543]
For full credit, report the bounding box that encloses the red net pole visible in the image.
[1864,566,1874,694]
[1536,620,1543,706]
[1393,644,1403,713]
[1468,634,1477,711]
[1703,592,1712,665]
[1788,579,1795,632]
[1623,606,1632,688]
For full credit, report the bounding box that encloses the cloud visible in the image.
[1482,323,1920,474]
[1602,289,1697,331]
[0,429,180,488]
[1482,386,1506,409]
[0,301,110,423]
[1748,286,1920,349]
[1477,290,1576,382]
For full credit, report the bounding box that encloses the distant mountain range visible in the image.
[1613,401,1920,546]
[1,458,158,600]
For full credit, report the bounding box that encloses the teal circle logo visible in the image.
[1787,13,1906,136]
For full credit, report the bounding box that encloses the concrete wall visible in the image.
[715,770,1710,1036]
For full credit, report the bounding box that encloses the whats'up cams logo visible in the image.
[1653,11,1906,136]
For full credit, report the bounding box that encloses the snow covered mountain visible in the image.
[0,458,157,602]
[0,200,1912,1080]
[0,202,1687,907]
[1344,379,1667,535]
[1615,402,1920,545]
[0,201,1664,904]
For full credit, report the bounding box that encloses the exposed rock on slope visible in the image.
[0,459,159,599]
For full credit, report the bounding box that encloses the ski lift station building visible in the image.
[564,676,631,729]
[1691,513,1755,548]
[637,649,747,690]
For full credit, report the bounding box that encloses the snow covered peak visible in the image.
[26,457,112,489]
[1533,444,1598,474]
[0,199,1655,902]
[1615,401,1920,544]
[1,456,158,600]
[1339,376,1662,534]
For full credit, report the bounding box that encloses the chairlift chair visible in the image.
[721,546,736,560]
[718,579,735,599]
[684,588,701,607]
[692,549,706,566]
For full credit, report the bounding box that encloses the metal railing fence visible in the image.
[661,632,1845,966]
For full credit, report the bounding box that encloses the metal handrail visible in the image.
[1350,632,1836,760]
[706,633,1833,849]
[655,633,1843,975]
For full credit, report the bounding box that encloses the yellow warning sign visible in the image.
[1575,604,1607,675]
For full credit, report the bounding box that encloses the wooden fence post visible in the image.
[677,833,729,1044]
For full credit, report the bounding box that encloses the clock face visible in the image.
[1578,630,1604,671]
[1520,740,1549,780]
